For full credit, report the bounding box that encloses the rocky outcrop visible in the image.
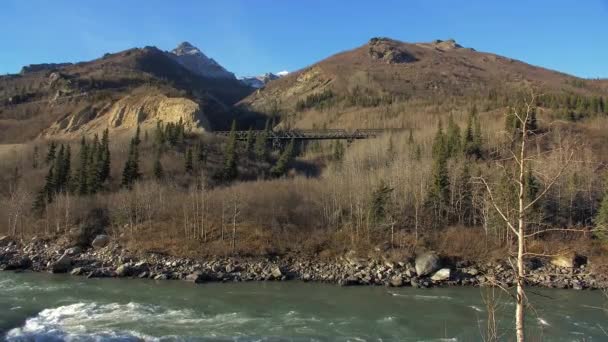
[368,37,416,64]
[20,63,73,74]
[43,93,211,138]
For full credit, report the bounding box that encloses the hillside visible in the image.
[241,38,606,129]
[0,45,254,143]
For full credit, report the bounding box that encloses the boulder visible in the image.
[389,276,404,287]
[431,268,451,282]
[64,246,83,256]
[415,252,441,277]
[91,235,110,249]
[70,267,85,276]
[0,235,11,246]
[5,256,32,270]
[339,276,359,286]
[271,266,283,279]
[50,254,72,273]
[184,271,205,283]
[551,253,587,268]
[116,264,133,277]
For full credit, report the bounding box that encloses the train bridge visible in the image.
[212,129,387,143]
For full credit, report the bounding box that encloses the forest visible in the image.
[1,92,608,272]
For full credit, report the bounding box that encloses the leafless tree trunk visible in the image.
[477,93,574,342]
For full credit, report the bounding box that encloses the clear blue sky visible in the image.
[1,0,607,78]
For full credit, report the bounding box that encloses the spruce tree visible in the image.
[446,114,461,158]
[333,141,345,161]
[463,106,482,159]
[254,130,268,162]
[134,125,141,146]
[76,137,89,195]
[369,181,394,224]
[222,121,238,181]
[457,163,473,225]
[121,138,140,189]
[32,145,40,169]
[428,121,450,224]
[244,127,254,154]
[87,134,101,193]
[46,141,57,164]
[99,129,111,183]
[270,138,295,177]
[153,149,164,181]
[185,148,194,174]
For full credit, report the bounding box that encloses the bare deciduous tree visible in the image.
[476,92,574,342]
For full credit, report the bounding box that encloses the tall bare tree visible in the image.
[476,93,574,342]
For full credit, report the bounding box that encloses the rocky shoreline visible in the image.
[1,235,607,290]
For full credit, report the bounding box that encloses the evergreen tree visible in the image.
[369,181,394,224]
[46,141,57,164]
[254,129,268,162]
[87,134,101,193]
[333,140,345,161]
[32,146,40,169]
[270,138,295,177]
[408,129,414,144]
[134,125,141,146]
[387,136,396,163]
[446,114,461,158]
[154,120,165,147]
[43,165,56,203]
[99,128,111,183]
[457,163,473,225]
[221,121,238,181]
[463,106,482,158]
[185,148,194,174]
[244,127,254,154]
[153,149,164,181]
[76,137,89,195]
[121,137,141,189]
[428,121,450,224]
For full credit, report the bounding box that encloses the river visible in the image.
[1,271,606,341]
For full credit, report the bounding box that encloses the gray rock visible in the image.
[64,246,82,256]
[0,235,11,246]
[390,276,403,287]
[271,266,283,279]
[91,235,110,249]
[50,255,72,273]
[70,267,85,276]
[415,252,441,277]
[184,271,205,283]
[431,268,451,281]
[116,264,132,277]
[6,256,31,270]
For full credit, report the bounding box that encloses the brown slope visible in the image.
[241,38,605,128]
[0,47,254,143]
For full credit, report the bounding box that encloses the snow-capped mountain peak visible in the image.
[239,71,289,88]
[168,42,236,79]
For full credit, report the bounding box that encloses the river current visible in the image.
[1,271,606,341]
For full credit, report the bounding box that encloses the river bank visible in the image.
[1,235,607,290]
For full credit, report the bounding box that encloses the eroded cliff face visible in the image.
[42,93,211,138]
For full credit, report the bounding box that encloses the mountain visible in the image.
[0,45,254,143]
[240,37,605,129]
[169,42,236,79]
[239,72,286,88]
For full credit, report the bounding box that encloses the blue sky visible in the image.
[1,0,607,78]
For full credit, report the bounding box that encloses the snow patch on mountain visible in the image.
[168,42,236,79]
